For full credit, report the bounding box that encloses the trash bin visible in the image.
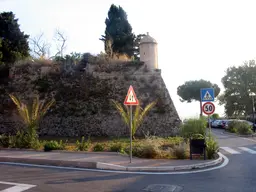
[190,138,206,160]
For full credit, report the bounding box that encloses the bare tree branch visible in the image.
[30,33,51,59]
[54,29,67,57]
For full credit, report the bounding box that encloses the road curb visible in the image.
[222,131,256,138]
[0,152,223,172]
[96,152,223,172]
[0,157,98,169]
[0,148,120,155]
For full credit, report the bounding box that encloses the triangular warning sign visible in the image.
[124,85,139,105]
[203,91,213,100]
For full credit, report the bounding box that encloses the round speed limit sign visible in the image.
[202,102,215,115]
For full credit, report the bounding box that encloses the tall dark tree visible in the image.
[0,12,30,65]
[177,79,220,116]
[0,39,3,65]
[177,79,220,102]
[220,60,256,117]
[100,4,135,58]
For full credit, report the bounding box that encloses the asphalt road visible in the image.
[1,129,256,192]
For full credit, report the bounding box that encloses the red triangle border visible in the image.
[124,85,139,105]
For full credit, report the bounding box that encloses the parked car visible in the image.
[206,119,215,127]
[211,119,229,129]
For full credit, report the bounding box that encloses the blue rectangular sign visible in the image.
[200,88,215,102]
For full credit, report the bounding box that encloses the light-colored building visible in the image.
[139,32,158,70]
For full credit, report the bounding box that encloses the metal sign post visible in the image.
[124,85,139,163]
[202,102,215,135]
[208,114,211,135]
[129,105,133,163]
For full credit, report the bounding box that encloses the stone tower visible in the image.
[139,32,158,70]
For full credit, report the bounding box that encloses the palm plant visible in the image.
[9,94,55,144]
[111,100,157,139]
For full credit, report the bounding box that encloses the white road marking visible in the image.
[221,131,256,143]
[0,181,36,192]
[0,152,229,175]
[220,147,241,154]
[238,147,256,154]
[242,137,256,143]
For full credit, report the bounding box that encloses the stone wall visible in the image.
[0,61,181,137]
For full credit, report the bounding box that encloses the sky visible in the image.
[2,0,256,120]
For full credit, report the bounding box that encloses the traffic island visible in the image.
[0,150,224,172]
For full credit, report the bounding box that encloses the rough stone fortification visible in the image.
[0,61,180,137]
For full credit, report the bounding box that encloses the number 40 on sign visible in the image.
[202,102,215,115]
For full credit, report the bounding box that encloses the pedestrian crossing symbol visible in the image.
[203,91,213,101]
[200,88,214,102]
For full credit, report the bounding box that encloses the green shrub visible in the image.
[227,121,237,133]
[166,136,184,145]
[130,139,162,159]
[32,139,42,150]
[58,140,67,150]
[228,120,253,135]
[181,118,207,140]
[0,131,41,149]
[128,142,142,157]
[236,122,253,135]
[206,135,219,159]
[211,113,220,119]
[13,131,33,149]
[76,136,91,151]
[110,142,125,153]
[44,140,63,152]
[190,133,204,139]
[171,143,187,159]
[140,142,160,158]
[0,134,14,148]
[93,143,105,152]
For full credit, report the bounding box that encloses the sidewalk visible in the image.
[0,149,223,172]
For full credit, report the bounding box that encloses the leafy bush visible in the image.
[0,132,41,149]
[190,133,204,139]
[129,139,163,159]
[93,143,105,152]
[227,121,237,133]
[76,136,91,151]
[236,122,253,135]
[211,113,220,119]
[181,118,207,140]
[228,121,253,135]
[206,135,219,159]
[13,130,38,149]
[58,140,67,150]
[140,144,160,158]
[171,143,188,159]
[44,140,64,152]
[110,142,125,153]
[166,136,184,144]
[0,134,14,148]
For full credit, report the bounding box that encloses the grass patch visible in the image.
[2,135,211,159]
[39,136,187,159]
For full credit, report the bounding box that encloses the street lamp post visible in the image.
[249,92,256,123]
[249,91,256,132]
[234,102,238,119]
[231,92,240,119]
